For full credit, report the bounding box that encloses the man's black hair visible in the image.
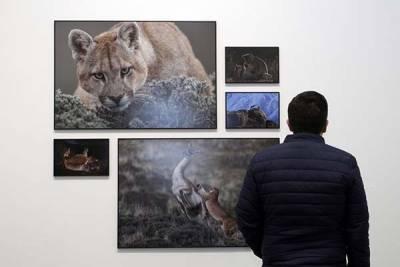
[288,91,328,134]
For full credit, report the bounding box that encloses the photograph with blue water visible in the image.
[226,92,280,129]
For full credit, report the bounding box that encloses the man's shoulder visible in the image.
[251,142,282,163]
[323,143,355,159]
[322,143,358,167]
[251,140,357,168]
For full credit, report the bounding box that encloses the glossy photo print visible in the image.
[54,21,216,129]
[54,139,109,176]
[118,138,279,248]
[225,47,279,83]
[226,92,280,129]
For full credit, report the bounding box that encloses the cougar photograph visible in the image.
[54,21,216,129]
[118,138,279,248]
[225,46,279,83]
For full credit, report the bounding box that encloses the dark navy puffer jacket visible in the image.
[235,133,370,267]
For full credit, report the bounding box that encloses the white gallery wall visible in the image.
[0,0,399,266]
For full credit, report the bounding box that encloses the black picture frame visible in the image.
[54,20,217,130]
[225,92,280,129]
[118,137,280,248]
[225,46,279,84]
[53,139,109,177]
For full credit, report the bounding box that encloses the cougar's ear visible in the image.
[118,22,139,49]
[68,29,93,62]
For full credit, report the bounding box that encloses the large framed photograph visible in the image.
[54,21,216,129]
[118,138,279,248]
[226,92,280,129]
[54,139,109,176]
[225,47,279,83]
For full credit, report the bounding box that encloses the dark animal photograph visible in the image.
[54,139,109,176]
[118,138,279,248]
[225,47,279,83]
[226,92,280,129]
[54,21,216,129]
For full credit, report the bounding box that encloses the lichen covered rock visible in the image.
[54,89,110,129]
[54,76,216,129]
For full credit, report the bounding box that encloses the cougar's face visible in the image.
[77,36,147,112]
[69,23,148,112]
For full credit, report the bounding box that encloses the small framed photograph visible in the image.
[226,92,280,129]
[53,139,109,176]
[225,47,279,83]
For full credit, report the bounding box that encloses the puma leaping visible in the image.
[197,185,238,237]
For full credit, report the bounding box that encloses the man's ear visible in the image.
[68,29,93,62]
[321,120,329,133]
[118,22,139,49]
[287,119,293,132]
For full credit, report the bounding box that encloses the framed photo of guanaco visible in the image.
[226,92,280,129]
[118,138,279,248]
[53,139,109,177]
[225,46,279,84]
[54,21,217,129]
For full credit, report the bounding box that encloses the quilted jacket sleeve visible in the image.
[345,160,370,267]
[235,163,263,258]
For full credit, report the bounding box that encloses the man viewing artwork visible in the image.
[236,91,370,267]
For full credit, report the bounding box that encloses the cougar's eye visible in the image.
[120,67,132,77]
[93,72,105,80]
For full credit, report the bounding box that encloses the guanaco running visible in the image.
[171,147,207,221]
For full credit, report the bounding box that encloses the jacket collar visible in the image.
[284,133,325,144]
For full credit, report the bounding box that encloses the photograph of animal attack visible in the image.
[118,138,279,248]
[225,47,279,83]
[54,21,216,129]
[226,92,280,129]
[54,139,109,176]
